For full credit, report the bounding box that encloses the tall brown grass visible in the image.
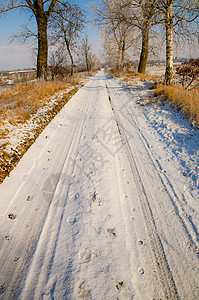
[109,69,199,127]
[0,82,79,183]
[154,85,199,126]
[0,79,80,125]
[136,72,163,83]
[109,69,163,84]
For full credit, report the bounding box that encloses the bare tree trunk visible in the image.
[138,25,149,74]
[65,40,74,76]
[37,16,48,79]
[121,36,126,66]
[68,47,74,77]
[165,2,173,85]
[117,47,121,71]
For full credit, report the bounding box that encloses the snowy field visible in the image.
[0,70,198,299]
[146,64,166,76]
[146,63,181,77]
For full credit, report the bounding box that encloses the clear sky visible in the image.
[0,0,101,71]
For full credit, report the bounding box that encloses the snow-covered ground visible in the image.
[146,65,166,76]
[0,70,198,299]
[146,63,180,76]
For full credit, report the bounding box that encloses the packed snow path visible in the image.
[0,71,199,299]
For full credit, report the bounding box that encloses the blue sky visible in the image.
[0,0,198,71]
[0,0,101,71]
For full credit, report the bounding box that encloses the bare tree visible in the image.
[0,0,68,79]
[102,31,120,68]
[50,3,85,76]
[136,0,157,73]
[94,0,137,70]
[157,0,199,85]
[79,36,97,73]
[117,0,157,73]
[49,46,69,79]
[94,0,157,73]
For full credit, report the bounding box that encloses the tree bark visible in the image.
[116,48,121,71]
[37,16,48,79]
[165,2,174,85]
[65,40,74,76]
[121,36,126,66]
[138,25,149,74]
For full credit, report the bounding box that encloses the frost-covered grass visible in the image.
[154,85,199,127]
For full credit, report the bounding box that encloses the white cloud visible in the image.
[0,45,35,71]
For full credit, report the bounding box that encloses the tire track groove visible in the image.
[106,84,178,300]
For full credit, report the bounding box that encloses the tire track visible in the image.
[18,88,93,300]
[105,84,178,299]
[106,76,199,299]
[0,86,92,299]
[118,93,199,254]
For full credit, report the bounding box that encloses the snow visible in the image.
[146,65,166,76]
[0,70,198,299]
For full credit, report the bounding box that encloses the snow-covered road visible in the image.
[0,70,198,299]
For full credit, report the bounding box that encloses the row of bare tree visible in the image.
[94,0,199,85]
[1,1,198,84]
[0,0,98,79]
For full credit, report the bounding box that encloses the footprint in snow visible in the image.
[130,208,136,221]
[114,278,134,298]
[79,248,92,262]
[116,281,124,290]
[137,240,144,245]
[5,234,11,241]
[138,267,144,275]
[26,195,32,201]
[13,257,19,262]
[8,213,16,220]
[89,191,103,206]
[77,281,91,299]
[107,228,117,238]
[74,193,80,201]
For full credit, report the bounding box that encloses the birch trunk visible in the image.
[165,2,174,85]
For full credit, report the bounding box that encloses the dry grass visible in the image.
[0,79,80,125]
[109,70,163,84]
[0,87,79,183]
[136,72,163,83]
[154,84,199,126]
[109,68,199,127]
[0,78,81,183]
